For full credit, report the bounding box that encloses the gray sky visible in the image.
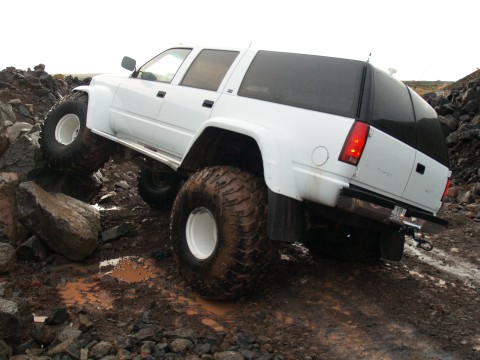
[1,0,478,81]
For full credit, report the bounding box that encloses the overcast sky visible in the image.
[1,0,478,81]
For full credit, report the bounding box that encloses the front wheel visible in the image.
[170,166,274,299]
[40,92,113,174]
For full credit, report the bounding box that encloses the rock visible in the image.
[438,115,459,136]
[0,102,15,123]
[100,224,130,243]
[47,337,81,360]
[6,122,33,142]
[195,343,212,356]
[169,338,194,354]
[0,297,33,342]
[16,181,100,261]
[16,236,47,261]
[115,180,130,190]
[214,351,245,360]
[457,191,474,204]
[131,326,161,342]
[435,103,455,116]
[30,323,60,346]
[0,173,21,245]
[75,313,94,332]
[0,244,15,274]
[45,307,70,325]
[0,131,46,182]
[461,100,479,114]
[0,281,13,298]
[164,328,196,340]
[90,341,113,359]
[57,326,82,342]
[0,340,12,360]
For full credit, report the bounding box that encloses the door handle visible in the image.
[157,90,166,98]
[416,163,425,175]
[202,100,214,108]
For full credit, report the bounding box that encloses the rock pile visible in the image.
[423,72,480,209]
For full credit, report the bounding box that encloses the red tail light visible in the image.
[339,121,370,166]
[442,177,451,201]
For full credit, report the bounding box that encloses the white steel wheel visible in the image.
[55,113,81,145]
[186,207,218,260]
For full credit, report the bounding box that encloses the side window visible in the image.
[181,50,239,91]
[137,48,191,83]
[410,88,449,167]
[238,51,364,118]
[371,69,416,148]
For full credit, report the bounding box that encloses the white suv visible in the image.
[40,47,451,299]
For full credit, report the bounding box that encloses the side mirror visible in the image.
[121,56,136,71]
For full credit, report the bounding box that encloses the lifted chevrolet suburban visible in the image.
[40,47,451,299]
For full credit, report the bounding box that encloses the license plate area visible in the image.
[389,205,407,225]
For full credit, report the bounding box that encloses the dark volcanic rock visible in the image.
[16,181,100,261]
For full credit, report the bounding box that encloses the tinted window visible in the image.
[238,51,364,118]
[181,50,239,91]
[137,48,191,83]
[409,88,449,166]
[371,69,416,147]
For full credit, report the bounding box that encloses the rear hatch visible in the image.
[349,67,450,214]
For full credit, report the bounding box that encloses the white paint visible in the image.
[404,238,480,288]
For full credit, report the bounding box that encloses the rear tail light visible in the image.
[442,177,451,201]
[339,121,370,166]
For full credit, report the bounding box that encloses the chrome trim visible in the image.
[91,129,181,170]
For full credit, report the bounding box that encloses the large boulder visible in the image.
[16,181,100,261]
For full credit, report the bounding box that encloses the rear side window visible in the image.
[371,69,416,148]
[181,49,239,91]
[409,88,449,167]
[238,51,364,118]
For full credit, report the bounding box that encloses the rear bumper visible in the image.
[337,186,448,234]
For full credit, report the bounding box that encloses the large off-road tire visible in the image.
[40,92,113,174]
[304,225,382,262]
[170,166,274,300]
[138,167,182,210]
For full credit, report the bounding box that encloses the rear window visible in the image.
[371,68,416,148]
[409,88,449,167]
[238,51,364,118]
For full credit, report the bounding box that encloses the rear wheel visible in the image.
[137,168,181,210]
[170,166,274,299]
[40,92,113,173]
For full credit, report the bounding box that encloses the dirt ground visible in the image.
[5,160,480,360]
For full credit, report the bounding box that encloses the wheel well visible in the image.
[180,128,263,177]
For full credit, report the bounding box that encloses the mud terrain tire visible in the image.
[138,168,181,210]
[170,166,273,299]
[40,92,113,173]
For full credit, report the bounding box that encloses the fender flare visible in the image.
[73,81,119,134]
[181,116,299,201]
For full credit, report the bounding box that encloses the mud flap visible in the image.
[380,229,405,261]
[267,190,305,242]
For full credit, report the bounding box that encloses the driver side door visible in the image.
[109,48,192,147]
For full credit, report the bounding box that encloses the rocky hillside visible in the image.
[0,65,479,360]
[422,71,480,189]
